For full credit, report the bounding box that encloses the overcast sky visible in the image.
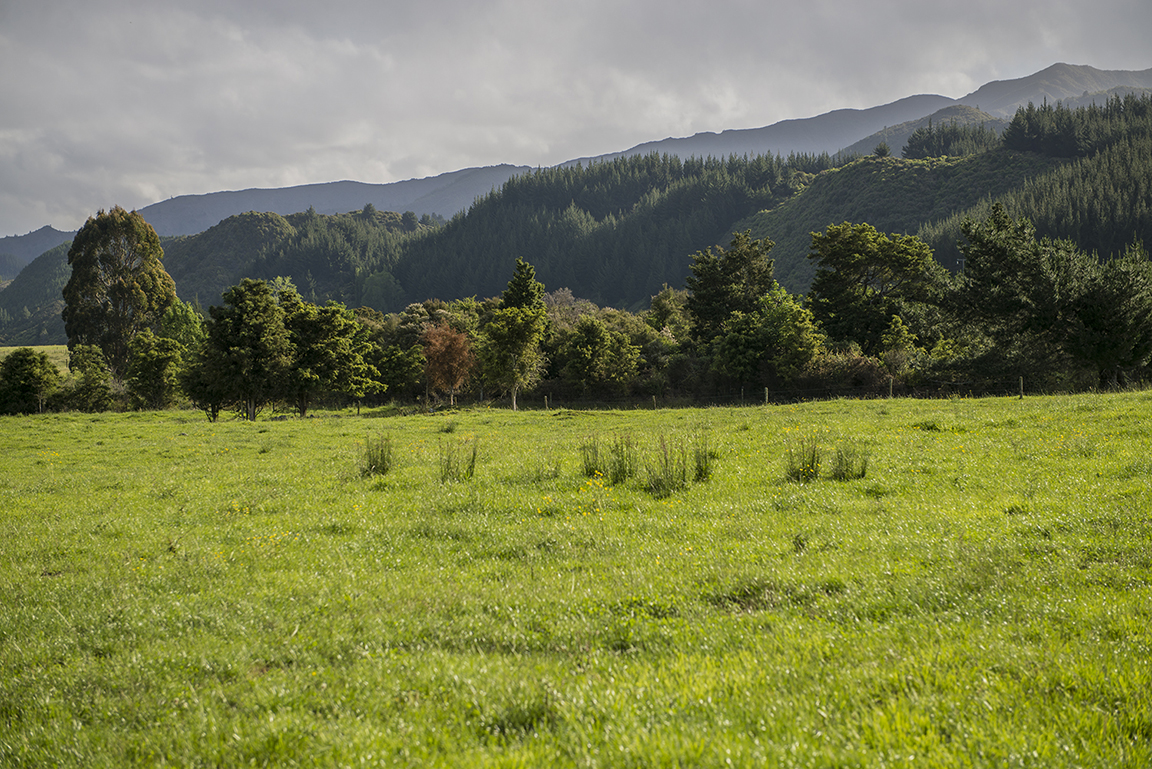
[2,0,1150,238]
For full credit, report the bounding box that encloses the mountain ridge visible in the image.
[1,62,1148,275]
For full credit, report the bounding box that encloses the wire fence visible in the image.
[435,376,1046,412]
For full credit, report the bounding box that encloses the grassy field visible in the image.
[0,345,69,372]
[1,394,1150,767]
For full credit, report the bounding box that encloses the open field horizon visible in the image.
[2,393,1150,766]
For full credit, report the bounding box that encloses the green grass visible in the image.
[2,394,1151,766]
[0,344,69,372]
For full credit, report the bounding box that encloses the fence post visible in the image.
[764,387,769,404]
[1019,377,1024,399]
[652,395,657,410]
[889,376,894,399]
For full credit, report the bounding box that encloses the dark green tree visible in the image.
[196,279,294,421]
[558,314,639,397]
[808,223,940,355]
[711,284,825,389]
[501,257,546,311]
[685,231,776,346]
[0,348,60,414]
[125,329,185,410]
[281,292,380,417]
[62,207,176,378]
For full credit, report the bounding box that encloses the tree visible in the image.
[874,142,891,157]
[685,231,776,346]
[422,322,474,406]
[558,314,639,397]
[62,345,115,412]
[125,329,185,410]
[501,257,546,311]
[196,279,294,421]
[1067,244,1152,387]
[478,307,547,410]
[711,284,825,389]
[159,298,205,352]
[281,292,380,416]
[808,223,940,355]
[0,348,60,414]
[952,204,1098,384]
[62,207,176,379]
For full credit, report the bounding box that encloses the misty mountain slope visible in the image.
[137,165,530,237]
[956,62,1152,115]
[0,226,75,270]
[568,95,956,165]
[0,243,69,345]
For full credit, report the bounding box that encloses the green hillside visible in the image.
[739,150,1063,291]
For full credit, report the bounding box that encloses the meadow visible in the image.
[1,393,1150,767]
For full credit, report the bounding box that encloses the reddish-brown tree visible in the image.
[421,322,474,406]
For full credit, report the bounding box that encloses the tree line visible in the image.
[4,193,1152,417]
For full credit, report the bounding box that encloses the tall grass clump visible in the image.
[440,437,478,482]
[829,442,869,481]
[646,435,689,498]
[607,433,639,485]
[361,434,395,477]
[693,432,716,482]
[785,436,821,483]
[580,435,603,477]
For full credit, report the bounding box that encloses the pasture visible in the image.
[1,393,1150,766]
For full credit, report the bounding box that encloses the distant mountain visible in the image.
[0,226,75,272]
[956,63,1152,115]
[136,164,530,237]
[566,95,956,165]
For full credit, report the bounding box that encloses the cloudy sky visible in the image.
[2,0,1150,238]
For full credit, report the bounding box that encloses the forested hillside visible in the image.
[387,153,838,309]
[2,94,1151,348]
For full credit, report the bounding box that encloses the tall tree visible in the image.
[281,292,380,417]
[685,231,776,346]
[478,307,547,411]
[501,257,546,311]
[62,207,176,378]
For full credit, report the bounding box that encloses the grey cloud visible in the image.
[1,0,1149,236]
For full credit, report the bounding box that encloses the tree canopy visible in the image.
[62,207,177,378]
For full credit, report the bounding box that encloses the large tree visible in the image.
[62,207,176,379]
[685,231,776,346]
[807,223,940,355]
[281,292,380,417]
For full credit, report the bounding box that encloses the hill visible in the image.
[837,105,1008,158]
[136,165,528,237]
